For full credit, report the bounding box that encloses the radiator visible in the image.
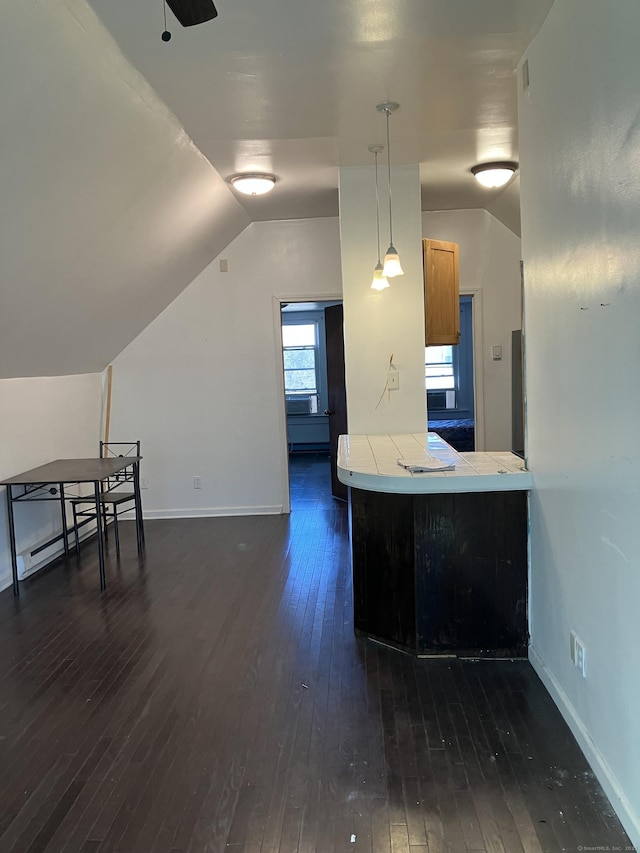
[17,520,99,580]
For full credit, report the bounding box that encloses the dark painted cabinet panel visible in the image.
[351,490,416,650]
[414,491,527,655]
[350,488,528,657]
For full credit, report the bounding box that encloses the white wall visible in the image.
[340,166,427,435]
[108,205,522,521]
[519,1,640,844]
[0,0,248,380]
[109,218,342,517]
[422,209,522,451]
[0,374,102,591]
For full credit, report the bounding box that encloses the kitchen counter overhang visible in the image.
[337,432,531,494]
[338,433,531,658]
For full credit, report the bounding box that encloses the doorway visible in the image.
[426,294,477,451]
[279,300,346,508]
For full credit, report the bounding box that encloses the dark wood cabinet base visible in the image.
[350,487,528,657]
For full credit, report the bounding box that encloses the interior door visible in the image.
[324,304,348,501]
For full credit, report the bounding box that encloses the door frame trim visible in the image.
[459,286,485,451]
[272,293,343,514]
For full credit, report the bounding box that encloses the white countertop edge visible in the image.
[337,432,531,495]
[337,466,532,495]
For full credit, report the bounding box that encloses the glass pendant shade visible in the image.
[369,143,390,291]
[382,246,404,278]
[371,262,390,290]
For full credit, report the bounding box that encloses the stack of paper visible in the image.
[396,455,455,473]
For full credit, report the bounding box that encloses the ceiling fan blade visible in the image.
[165,0,218,27]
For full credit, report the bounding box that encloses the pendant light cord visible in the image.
[374,150,382,264]
[163,0,168,30]
[385,108,393,247]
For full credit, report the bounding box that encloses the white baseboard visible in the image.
[141,504,285,519]
[529,644,640,848]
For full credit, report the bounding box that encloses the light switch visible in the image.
[492,345,502,361]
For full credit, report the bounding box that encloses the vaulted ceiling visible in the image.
[90,0,554,227]
[0,0,553,378]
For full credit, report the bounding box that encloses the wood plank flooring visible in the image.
[0,452,631,852]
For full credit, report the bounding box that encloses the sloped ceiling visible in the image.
[88,0,553,230]
[0,0,554,379]
[0,1,249,379]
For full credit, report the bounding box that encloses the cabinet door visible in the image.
[423,238,460,345]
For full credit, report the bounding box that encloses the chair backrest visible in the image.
[100,440,141,459]
[99,441,141,489]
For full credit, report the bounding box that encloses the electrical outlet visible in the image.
[570,630,578,664]
[193,476,202,489]
[575,638,587,678]
[522,59,530,93]
[140,476,149,489]
[571,631,587,677]
[387,370,400,390]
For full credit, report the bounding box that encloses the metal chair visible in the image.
[71,441,144,557]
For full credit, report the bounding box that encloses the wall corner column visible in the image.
[339,164,426,435]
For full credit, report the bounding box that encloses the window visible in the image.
[426,295,474,421]
[282,321,320,414]
[425,346,455,390]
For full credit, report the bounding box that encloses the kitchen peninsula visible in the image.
[338,433,532,658]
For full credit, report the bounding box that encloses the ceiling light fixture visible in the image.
[229,174,277,196]
[161,0,218,39]
[165,0,218,27]
[471,162,518,189]
[376,102,404,278]
[368,145,390,291]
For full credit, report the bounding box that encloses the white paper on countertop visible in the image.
[397,455,455,473]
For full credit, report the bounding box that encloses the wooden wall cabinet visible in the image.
[423,238,460,346]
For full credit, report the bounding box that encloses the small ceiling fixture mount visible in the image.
[471,161,518,188]
[229,174,277,196]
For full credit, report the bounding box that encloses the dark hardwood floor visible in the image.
[0,452,631,852]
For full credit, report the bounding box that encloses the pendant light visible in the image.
[368,144,390,291]
[376,102,404,278]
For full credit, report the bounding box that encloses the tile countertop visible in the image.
[337,433,532,495]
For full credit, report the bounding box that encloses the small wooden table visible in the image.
[1,457,144,595]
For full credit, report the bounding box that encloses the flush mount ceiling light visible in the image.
[471,162,518,189]
[376,102,404,278]
[368,144,390,291]
[229,174,277,196]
